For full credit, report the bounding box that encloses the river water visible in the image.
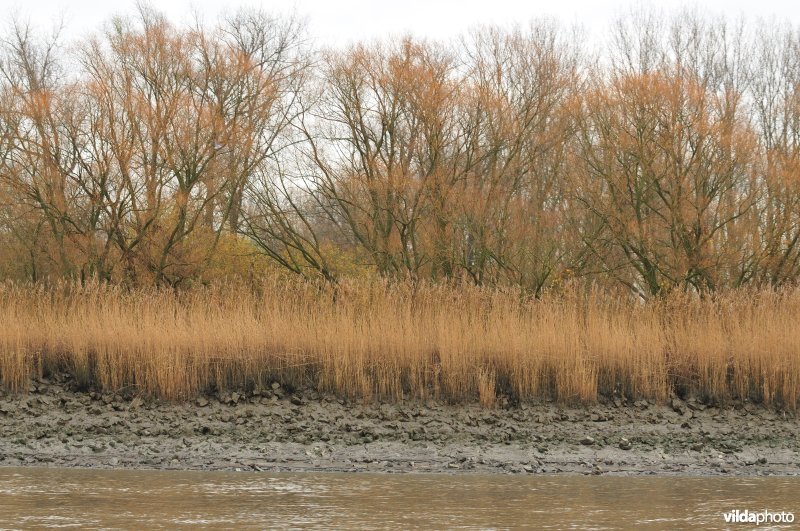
[0,468,797,529]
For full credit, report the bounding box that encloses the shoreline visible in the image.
[1,376,799,476]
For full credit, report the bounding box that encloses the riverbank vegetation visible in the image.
[1,280,799,407]
[2,7,800,296]
[2,7,800,405]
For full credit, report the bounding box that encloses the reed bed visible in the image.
[1,279,799,407]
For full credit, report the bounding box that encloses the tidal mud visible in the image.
[1,375,798,476]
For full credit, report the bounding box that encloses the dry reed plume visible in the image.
[1,279,799,408]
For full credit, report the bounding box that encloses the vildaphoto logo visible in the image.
[722,509,795,525]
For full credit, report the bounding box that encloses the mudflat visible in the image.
[1,375,798,476]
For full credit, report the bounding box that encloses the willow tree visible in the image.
[571,14,758,297]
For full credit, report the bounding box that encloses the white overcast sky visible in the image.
[6,0,800,47]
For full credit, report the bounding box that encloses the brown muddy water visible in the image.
[0,469,797,529]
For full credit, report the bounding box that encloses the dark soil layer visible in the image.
[1,375,798,475]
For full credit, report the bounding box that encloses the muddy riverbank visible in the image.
[1,375,798,475]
